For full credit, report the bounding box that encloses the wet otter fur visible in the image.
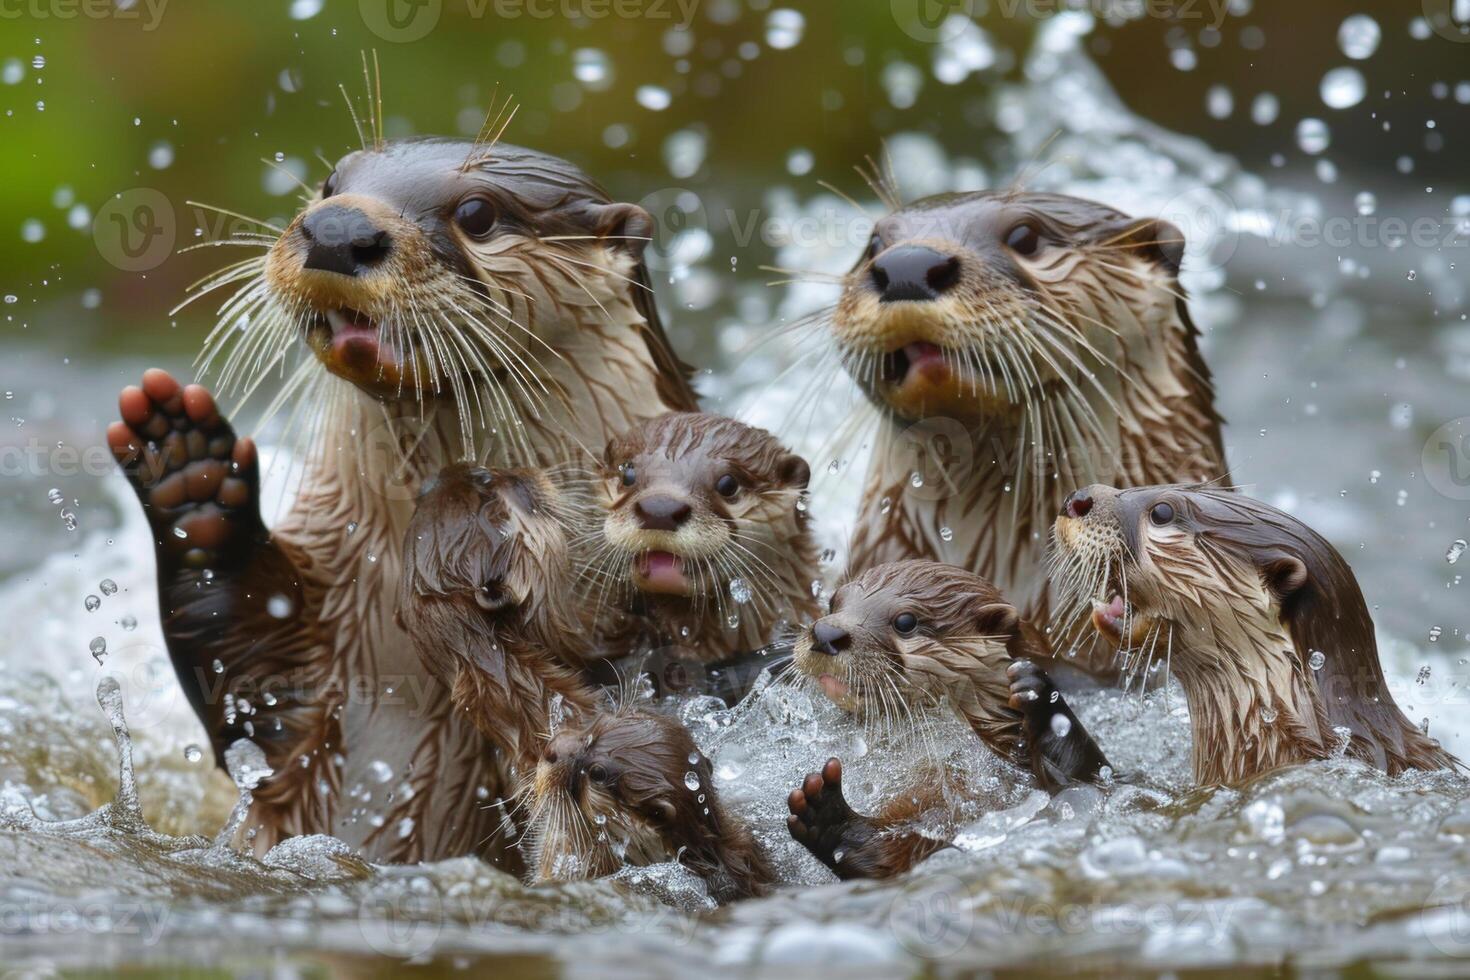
[588,412,819,664]
[110,132,697,860]
[821,189,1226,674]
[1051,483,1462,786]
[786,560,1109,879]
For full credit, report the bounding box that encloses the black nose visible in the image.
[1064,490,1094,519]
[542,745,558,764]
[811,621,851,656]
[300,203,392,277]
[870,245,960,303]
[635,495,692,531]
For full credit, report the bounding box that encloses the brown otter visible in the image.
[528,706,775,903]
[824,189,1226,670]
[108,134,696,860]
[588,412,819,665]
[1050,483,1463,786]
[785,560,1109,879]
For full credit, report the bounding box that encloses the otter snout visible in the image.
[635,494,693,531]
[300,203,393,278]
[811,620,851,656]
[870,245,960,303]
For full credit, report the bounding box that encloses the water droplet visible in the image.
[60,509,77,531]
[89,636,107,663]
[1320,67,1366,109]
[84,594,100,612]
[1296,118,1331,155]
[725,612,740,629]
[99,578,118,596]
[1337,14,1381,60]
[879,496,892,515]
[267,594,293,618]
[1205,84,1233,119]
[729,578,752,605]
[119,614,137,631]
[635,85,671,111]
[46,487,62,505]
[1309,650,1326,670]
[1260,705,1278,723]
[211,658,225,674]
[687,751,701,765]
[1430,626,1444,643]
[1407,270,1418,281]
[684,771,701,791]
[572,48,612,89]
[765,8,805,49]
[184,744,203,763]
[1049,714,1072,738]
[172,527,188,539]
[1251,92,1279,125]
[1417,665,1433,684]
[2,295,16,305]
[345,521,359,535]
[939,526,954,542]
[1448,539,1467,564]
[1355,191,1377,216]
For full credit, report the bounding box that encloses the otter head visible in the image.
[401,461,587,659]
[206,137,691,432]
[793,560,1029,746]
[594,413,816,651]
[832,190,1185,426]
[528,708,770,900]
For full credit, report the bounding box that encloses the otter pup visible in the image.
[589,412,820,665]
[786,560,1109,879]
[528,707,774,903]
[1050,483,1463,786]
[108,134,696,860]
[826,190,1226,662]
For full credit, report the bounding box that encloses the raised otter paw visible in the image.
[786,758,883,880]
[1007,659,1112,789]
[107,369,263,569]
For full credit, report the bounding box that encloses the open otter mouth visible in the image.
[322,308,402,369]
[881,341,950,387]
[816,673,851,702]
[633,550,690,595]
[1091,593,1158,646]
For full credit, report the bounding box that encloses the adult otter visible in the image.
[1050,483,1462,786]
[589,412,818,665]
[528,707,775,903]
[785,560,1109,879]
[107,137,696,860]
[827,190,1226,661]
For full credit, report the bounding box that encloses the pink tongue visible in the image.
[905,341,945,366]
[328,309,397,368]
[818,674,850,701]
[1105,594,1125,619]
[639,551,685,589]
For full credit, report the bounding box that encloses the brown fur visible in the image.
[590,412,820,663]
[1051,484,1463,785]
[831,190,1225,674]
[528,706,775,903]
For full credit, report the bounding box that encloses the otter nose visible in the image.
[542,745,559,764]
[635,495,692,531]
[1063,490,1094,519]
[811,621,851,656]
[300,203,392,277]
[870,245,960,303]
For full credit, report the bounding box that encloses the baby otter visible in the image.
[528,707,774,903]
[828,190,1226,664]
[589,412,820,665]
[786,560,1109,879]
[109,134,696,859]
[1051,483,1462,786]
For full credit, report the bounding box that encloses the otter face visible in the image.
[832,190,1183,425]
[1050,484,1297,665]
[595,413,812,614]
[528,710,709,882]
[233,138,654,406]
[404,461,586,654]
[793,560,1022,729]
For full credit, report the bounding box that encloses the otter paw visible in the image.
[786,758,875,878]
[107,369,262,568]
[1007,659,1061,714]
[1007,659,1110,788]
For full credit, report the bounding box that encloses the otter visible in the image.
[588,412,819,666]
[824,190,1226,670]
[785,560,1109,879]
[1050,483,1463,786]
[107,135,696,860]
[528,706,775,903]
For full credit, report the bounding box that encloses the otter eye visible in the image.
[621,465,636,488]
[1005,222,1040,256]
[321,171,339,199]
[893,612,918,635]
[454,196,497,238]
[1149,502,1176,527]
[715,474,739,498]
[586,763,609,784]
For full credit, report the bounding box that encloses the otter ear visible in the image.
[777,453,811,490]
[1264,556,1309,599]
[475,578,516,613]
[975,602,1021,638]
[589,203,654,260]
[1103,217,1185,275]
